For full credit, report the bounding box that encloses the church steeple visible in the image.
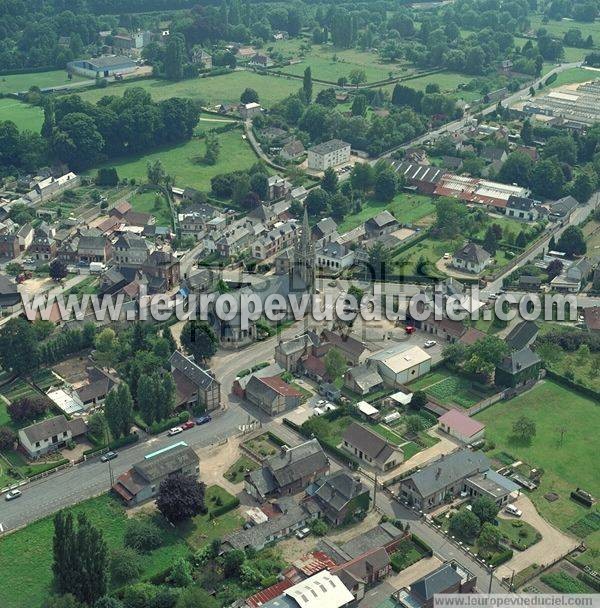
[291,206,315,293]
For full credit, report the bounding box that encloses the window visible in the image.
[35,441,40,447]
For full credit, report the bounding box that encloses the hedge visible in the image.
[489,547,513,567]
[83,432,139,456]
[578,572,600,592]
[545,369,600,402]
[266,431,287,447]
[410,533,433,557]
[146,411,190,435]
[541,572,591,593]
[209,497,241,518]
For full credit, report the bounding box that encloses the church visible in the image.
[208,209,316,349]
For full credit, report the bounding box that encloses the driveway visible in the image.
[495,495,580,581]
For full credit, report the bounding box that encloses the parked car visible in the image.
[100,451,118,462]
[194,415,211,425]
[181,421,195,430]
[443,253,451,260]
[505,504,522,517]
[5,489,21,501]
[167,426,183,436]
[405,325,416,335]
[424,340,437,348]
[488,293,498,301]
[295,527,310,539]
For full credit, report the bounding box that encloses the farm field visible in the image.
[88,128,259,191]
[337,193,435,233]
[475,380,600,568]
[408,368,497,408]
[74,71,322,108]
[0,488,242,608]
[0,98,43,132]
[547,67,599,88]
[0,69,90,95]
[384,70,480,102]
[129,190,172,226]
[528,15,600,42]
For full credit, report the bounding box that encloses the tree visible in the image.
[329,193,351,221]
[478,522,502,550]
[368,241,392,280]
[250,172,268,200]
[305,188,329,216]
[349,69,367,87]
[94,597,124,608]
[165,35,185,81]
[181,321,218,363]
[157,473,206,523]
[321,167,338,194]
[449,509,481,541]
[351,94,367,117]
[52,113,104,170]
[556,225,586,257]
[515,231,528,249]
[110,547,142,585]
[303,67,313,103]
[309,518,329,536]
[471,497,500,524]
[96,167,119,187]
[374,168,397,202]
[546,259,563,280]
[315,88,337,107]
[497,152,533,187]
[410,391,427,411]
[0,426,15,450]
[124,518,162,553]
[351,163,375,192]
[240,88,259,104]
[137,375,157,425]
[433,198,468,239]
[513,416,536,443]
[94,328,118,367]
[406,415,424,435]
[203,132,220,165]
[175,587,218,608]
[0,317,39,374]
[531,158,564,198]
[520,119,533,145]
[104,383,133,439]
[324,348,346,381]
[570,173,593,204]
[49,258,68,282]
[7,396,47,424]
[223,549,245,577]
[167,557,193,586]
[147,159,166,185]
[483,226,498,255]
[43,595,86,608]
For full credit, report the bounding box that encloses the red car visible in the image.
[181,421,195,430]
[405,325,416,334]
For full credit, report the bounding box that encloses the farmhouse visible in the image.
[245,374,303,416]
[112,442,199,506]
[307,140,351,171]
[438,409,486,444]
[281,140,305,161]
[342,422,403,472]
[367,344,431,387]
[505,195,540,221]
[18,415,87,459]
[244,439,329,501]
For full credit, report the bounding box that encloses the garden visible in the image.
[242,433,281,460]
[224,455,260,484]
[128,190,173,226]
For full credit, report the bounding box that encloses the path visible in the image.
[495,495,580,581]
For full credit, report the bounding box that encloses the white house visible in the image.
[366,344,431,387]
[315,242,355,272]
[505,195,539,221]
[18,415,87,458]
[307,139,351,171]
[452,243,491,274]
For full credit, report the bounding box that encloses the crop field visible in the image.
[74,71,322,108]
[0,377,40,404]
[0,98,44,132]
[89,128,259,191]
[0,69,90,95]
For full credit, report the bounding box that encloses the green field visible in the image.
[546,67,599,88]
[383,70,480,102]
[129,190,172,226]
[409,368,497,408]
[0,69,90,95]
[0,98,44,131]
[528,15,600,42]
[476,380,600,567]
[0,489,242,608]
[224,455,259,484]
[89,129,259,191]
[337,193,436,233]
[74,71,321,108]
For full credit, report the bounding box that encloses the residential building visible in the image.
[29,224,57,260]
[545,195,578,219]
[320,329,370,366]
[191,48,212,68]
[333,547,391,589]
[275,332,319,372]
[364,211,399,239]
[245,374,303,416]
[0,234,19,259]
[482,147,507,164]
[315,242,355,272]
[252,221,298,260]
[216,225,253,258]
[245,439,329,501]
[307,140,351,171]
[112,442,200,506]
[421,317,466,343]
[249,53,271,68]
[550,258,592,293]
[0,274,21,313]
[343,365,384,396]
[281,140,305,161]
[169,351,221,411]
[75,366,119,407]
[398,449,516,511]
[583,306,600,333]
[16,223,34,251]
[312,217,338,245]
[438,409,486,444]
[367,344,431,387]
[505,320,539,351]
[239,102,262,119]
[494,347,542,388]
[505,195,539,221]
[307,471,370,525]
[18,415,87,459]
[342,422,403,472]
[452,243,491,274]
[397,562,477,608]
[518,275,542,290]
[267,175,292,201]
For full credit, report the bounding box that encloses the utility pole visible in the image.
[372,472,378,511]
[488,565,495,593]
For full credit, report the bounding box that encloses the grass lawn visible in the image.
[541,348,600,393]
[129,191,172,226]
[497,518,541,551]
[372,423,405,446]
[337,193,435,233]
[546,67,599,88]
[0,98,43,132]
[75,71,323,108]
[408,368,497,408]
[0,69,90,95]
[475,380,600,568]
[224,455,259,484]
[528,15,600,42]
[243,433,280,459]
[88,129,259,191]
[0,377,41,406]
[384,70,480,102]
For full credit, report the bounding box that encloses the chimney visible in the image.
[436,467,441,479]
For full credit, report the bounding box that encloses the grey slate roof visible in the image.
[346,365,383,392]
[505,321,539,351]
[309,139,350,155]
[411,563,463,600]
[507,195,536,211]
[313,217,338,239]
[366,210,397,229]
[342,422,399,466]
[169,351,217,390]
[496,346,541,374]
[20,415,69,444]
[269,439,328,487]
[454,242,491,265]
[133,443,198,482]
[340,522,403,558]
[114,234,149,250]
[313,471,367,513]
[403,450,490,498]
[277,333,316,356]
[548,195,578,217]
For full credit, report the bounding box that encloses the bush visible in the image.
[110,547,143,585]
[541,572,591,594]
[578,572,600,592]
[489,548,513,567]
[83,433,139,456]
[124,518,163,553]
[147,412,189,435]
[309,518,329,536]
[210,496,240,518]
[410,533,433,557]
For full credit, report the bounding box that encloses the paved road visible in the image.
[0,405,249,533]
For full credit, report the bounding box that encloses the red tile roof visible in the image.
[438,408,485,438]
[259,375,302,397]
[246,579,293,607]
[294,551,338,576]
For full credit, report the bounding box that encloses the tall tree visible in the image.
[557,225,587,257]
[321,167,338,194]
[157,473,206,523]
[303,66,313,103]
[0,318,39,375]
[165,35,185,81]
[181,321,218,363]
[324,348,346,381]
